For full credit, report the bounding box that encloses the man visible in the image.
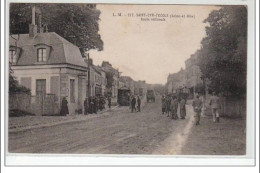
[161,95,166,115]
[107,96,111,109]
[192,95,203,125]
[131,95,136,113]
[137,96,141,112]
[209,92,221,122]
[171,96,179,120]
[84,97,88,115]
[166,95,171,117]
[180,97,186,119]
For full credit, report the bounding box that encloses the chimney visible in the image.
[29,6,37,38]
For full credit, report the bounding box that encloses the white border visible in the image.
[2,0,257,167]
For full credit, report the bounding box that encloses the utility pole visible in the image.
[87,53,91,97]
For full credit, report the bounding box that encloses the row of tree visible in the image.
[196,6,247,98]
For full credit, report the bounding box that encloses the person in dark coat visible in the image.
[131,96,136,113]
[89,96,94,114]
[84,97,89,115]
[170,96,179,120]
[108,96,111,109]
[60,97,69,116]
[161,95,166,115]
[137,96,141,112]
[93,96,97,114]
[180,97,186,119]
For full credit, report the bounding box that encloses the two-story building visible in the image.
[9,10,88,115]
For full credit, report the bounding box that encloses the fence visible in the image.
[9,92,59,116]
[203,95,246,118]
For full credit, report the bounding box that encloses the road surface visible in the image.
[9,96,194,154]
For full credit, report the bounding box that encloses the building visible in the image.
[9,9,88,115]
[101,61,119,97]
[134,80,147,96]
[166,68,186,94]
[119,76,135,94]
[185,53,203,96]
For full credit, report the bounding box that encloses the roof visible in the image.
[9,32,87,68]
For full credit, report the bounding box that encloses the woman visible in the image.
[180,97,186,119]
[60,97,69,116]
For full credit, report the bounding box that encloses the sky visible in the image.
[89,5,219,84]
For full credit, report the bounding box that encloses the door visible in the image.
[36,79,46,115]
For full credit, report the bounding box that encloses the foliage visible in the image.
[9,67,30,94]
[9,3,103,54]
[197,6,247,97]
[105,71,114,89]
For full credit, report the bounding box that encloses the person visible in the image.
[89,96,94,114]
[107,96,111,109]
[60,97,69,116]
[131,95,136,113]
[166,95,171,117]
[84,97,88,115]
[137,96,141,112]
[209,92,221,123]
[192,95,203,125]
[171,96,179,120]
[93,96,97,114]
[180,97,186,119]
[161,95,166,115]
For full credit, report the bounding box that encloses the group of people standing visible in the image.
[161,95,187,120]
[84,96,109,115]
[161,91,221,126]
[130,95,142,113]
[60,95,111,116]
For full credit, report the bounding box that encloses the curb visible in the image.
[9,105,120,133]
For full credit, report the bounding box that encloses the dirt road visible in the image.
[9,96,193,154]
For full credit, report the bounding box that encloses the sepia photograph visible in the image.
[5,1,256,166]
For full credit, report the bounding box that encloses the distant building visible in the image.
[119,76,135,94]
[166,68,186,93]
[185,53,203,95]
[101,61,119,97]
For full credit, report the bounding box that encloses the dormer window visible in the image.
[9,50,16,63]
[37,48,47,62]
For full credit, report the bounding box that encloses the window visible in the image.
[9,50,16,63]
[37,48,47,62]
[36,79,46,96]
[70,79,75,103]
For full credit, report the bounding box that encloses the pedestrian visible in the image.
[192,95,203,125]
[170,96,178,120]
[60,97,69,116]
[89,96,94,114]
[84,97,88,115]
[131,95,136,113]
[180,97,186,119]
[161,95,166,114]
[137,96,141,112]
[209,92,221,123]
[108,96,111,109]
[93,96,97,114]
[166,95,171,117]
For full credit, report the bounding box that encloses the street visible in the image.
[9,96,194,154]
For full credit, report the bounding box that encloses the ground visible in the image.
[8,96,246,155]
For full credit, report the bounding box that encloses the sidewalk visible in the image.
[9,105,119,133]
[180,111,246,155]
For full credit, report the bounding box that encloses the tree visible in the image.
[197,6,247,97]
[9,65,30,94]
[9,3,103,54]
